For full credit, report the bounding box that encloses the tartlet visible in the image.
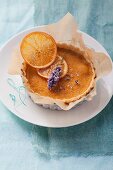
[21,43,96,110]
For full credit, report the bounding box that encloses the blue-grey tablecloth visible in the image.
[0,0,113,169]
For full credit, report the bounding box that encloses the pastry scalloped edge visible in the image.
[21,43,96,110]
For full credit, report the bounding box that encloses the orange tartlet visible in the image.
[20,32,96,110]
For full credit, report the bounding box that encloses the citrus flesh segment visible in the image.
[37,55,68,79]
[20,32,57,68]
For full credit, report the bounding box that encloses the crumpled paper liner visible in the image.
[8,13,112,110]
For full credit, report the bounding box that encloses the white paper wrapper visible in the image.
[8,13,112,110]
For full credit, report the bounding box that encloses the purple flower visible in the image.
[48,67,61,90]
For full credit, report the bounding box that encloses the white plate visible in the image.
[0,27,113,127]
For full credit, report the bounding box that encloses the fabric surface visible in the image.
[0,0,113,169]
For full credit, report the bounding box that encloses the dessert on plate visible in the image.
[8,14,112,111]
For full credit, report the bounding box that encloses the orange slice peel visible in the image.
[20,32,57,68]
[37,55,68,79]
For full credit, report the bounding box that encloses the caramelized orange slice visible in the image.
[20,32,57,68]
[37,55,68,79]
